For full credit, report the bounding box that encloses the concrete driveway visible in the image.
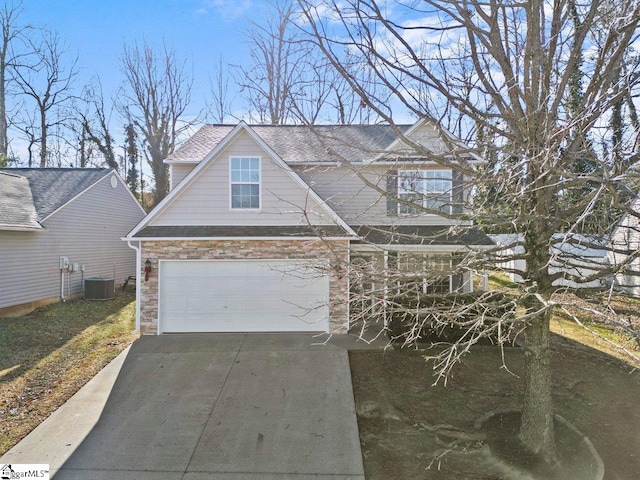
[1,333,381,479]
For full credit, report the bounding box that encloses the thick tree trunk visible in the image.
[151,156,168,207]
[39,106,47,167]
[0,68,7,164]
[520,309,557,464]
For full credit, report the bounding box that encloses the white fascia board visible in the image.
[372,156,486,166]
[0,224,43,231]
[125,236,355,242]
[288,161,342,167]
[164,159,200,165]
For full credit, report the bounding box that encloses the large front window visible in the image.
[398,170,452,215]
[230,157,260,209]
[395,253,451,294]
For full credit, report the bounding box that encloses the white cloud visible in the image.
[198,0,252,20]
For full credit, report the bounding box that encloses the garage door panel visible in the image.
[159,260,330,333]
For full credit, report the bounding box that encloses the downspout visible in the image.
[126,239,141,332]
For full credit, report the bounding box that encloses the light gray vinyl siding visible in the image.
[294,164,471,226]
[170,164,196,190]
[151,131,338,227]
[609,197,640,295]
[0,172,145,310]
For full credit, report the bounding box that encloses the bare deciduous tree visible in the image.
[235,0,304,124]
[119,40,194,206]
[13,28,78,167]
[300,0,640,465]
[0,1,28,166]
[75,79,118,170]
[207,55,233,124]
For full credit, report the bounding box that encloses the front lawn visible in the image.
[351,294,640,479]
[0,293,138,455]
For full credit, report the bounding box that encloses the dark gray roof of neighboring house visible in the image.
[0,171,41,229]
[353,225,495,246]
[0,168,112,221]
[132,225,354,238]
[166,124,413,164]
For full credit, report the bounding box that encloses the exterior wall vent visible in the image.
[85,277,115,300]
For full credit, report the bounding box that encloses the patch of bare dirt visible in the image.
[350,334,640,479]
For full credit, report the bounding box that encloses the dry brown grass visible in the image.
[0,292,138,455]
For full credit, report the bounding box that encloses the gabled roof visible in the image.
[127,122,356,239]
[165,124,413,164]
[0,168,112,223]
[370,117,483,163]
[0,171,41,230]
[165,120,484,166]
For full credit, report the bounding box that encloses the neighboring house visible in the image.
[0,168,146,316]
[124,119,494,335]
[489,233,609,289]
[550,233,609,289]
[488,234,526,283]
[609,198,640,296]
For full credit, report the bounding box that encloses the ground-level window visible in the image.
[392,252,452,294]
[398,170,452,216]
[230,157,260,209]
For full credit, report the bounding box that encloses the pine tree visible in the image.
[124,123,139,199]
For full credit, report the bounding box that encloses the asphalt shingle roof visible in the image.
[353,225,495,246]
[0,171,41,229]
[0,168,112,222]
[165,124,414,164]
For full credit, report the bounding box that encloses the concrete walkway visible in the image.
[1,333,386,479]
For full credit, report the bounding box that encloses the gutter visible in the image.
[125,239,141,332]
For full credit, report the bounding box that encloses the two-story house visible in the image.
[124,119,493,334]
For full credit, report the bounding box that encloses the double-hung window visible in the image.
[230,157,260,209]
[398,169,452,215]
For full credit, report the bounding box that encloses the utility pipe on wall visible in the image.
[60,270,65,301]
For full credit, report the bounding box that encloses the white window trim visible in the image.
[229,156,262,210]
[396,253,452,294]
[397,169,452,216]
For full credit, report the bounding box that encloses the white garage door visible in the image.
[159,260,330,333]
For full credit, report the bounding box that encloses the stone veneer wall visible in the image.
[140,239,349,334]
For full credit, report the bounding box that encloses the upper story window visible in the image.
[397,169,452,216]
[230,157,260,209]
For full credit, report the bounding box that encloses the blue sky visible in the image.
[20,0,261,117]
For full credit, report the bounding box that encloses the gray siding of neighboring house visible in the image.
[0,172,146,311]
[294,164,472,226]
[609,197,640,296]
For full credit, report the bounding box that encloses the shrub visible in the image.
[386,291,517,345]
